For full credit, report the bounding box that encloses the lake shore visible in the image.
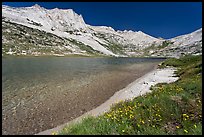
[3,61,161,135]
[36,66,178,135]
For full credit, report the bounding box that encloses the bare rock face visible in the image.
[2,4,88,32]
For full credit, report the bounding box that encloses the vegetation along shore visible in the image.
[54,55,202,135]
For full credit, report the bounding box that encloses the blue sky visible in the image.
[2,2,202,39]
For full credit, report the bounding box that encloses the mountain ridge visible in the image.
[2,5,202,57]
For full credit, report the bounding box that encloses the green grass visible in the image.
[93,32,126,55]
[159,55,202,68]
[57,55,202,135]
[67,38,104,56]
[2,20,108,57]
[96,40,125,55]
[59,116,119,135]
[142,41,173,56]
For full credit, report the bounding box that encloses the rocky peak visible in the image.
[32,4,41,8]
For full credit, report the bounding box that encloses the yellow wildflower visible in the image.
[194,124,197,128]
[182,114,187,117]
[176,126,180,129]
[129,115,133,118]
[51,131,57,135]
[186,115,189,118]
[184,129,188,133]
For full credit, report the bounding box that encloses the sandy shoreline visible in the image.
[36,66,179,135]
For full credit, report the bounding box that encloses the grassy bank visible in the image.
[56,55,202,135]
